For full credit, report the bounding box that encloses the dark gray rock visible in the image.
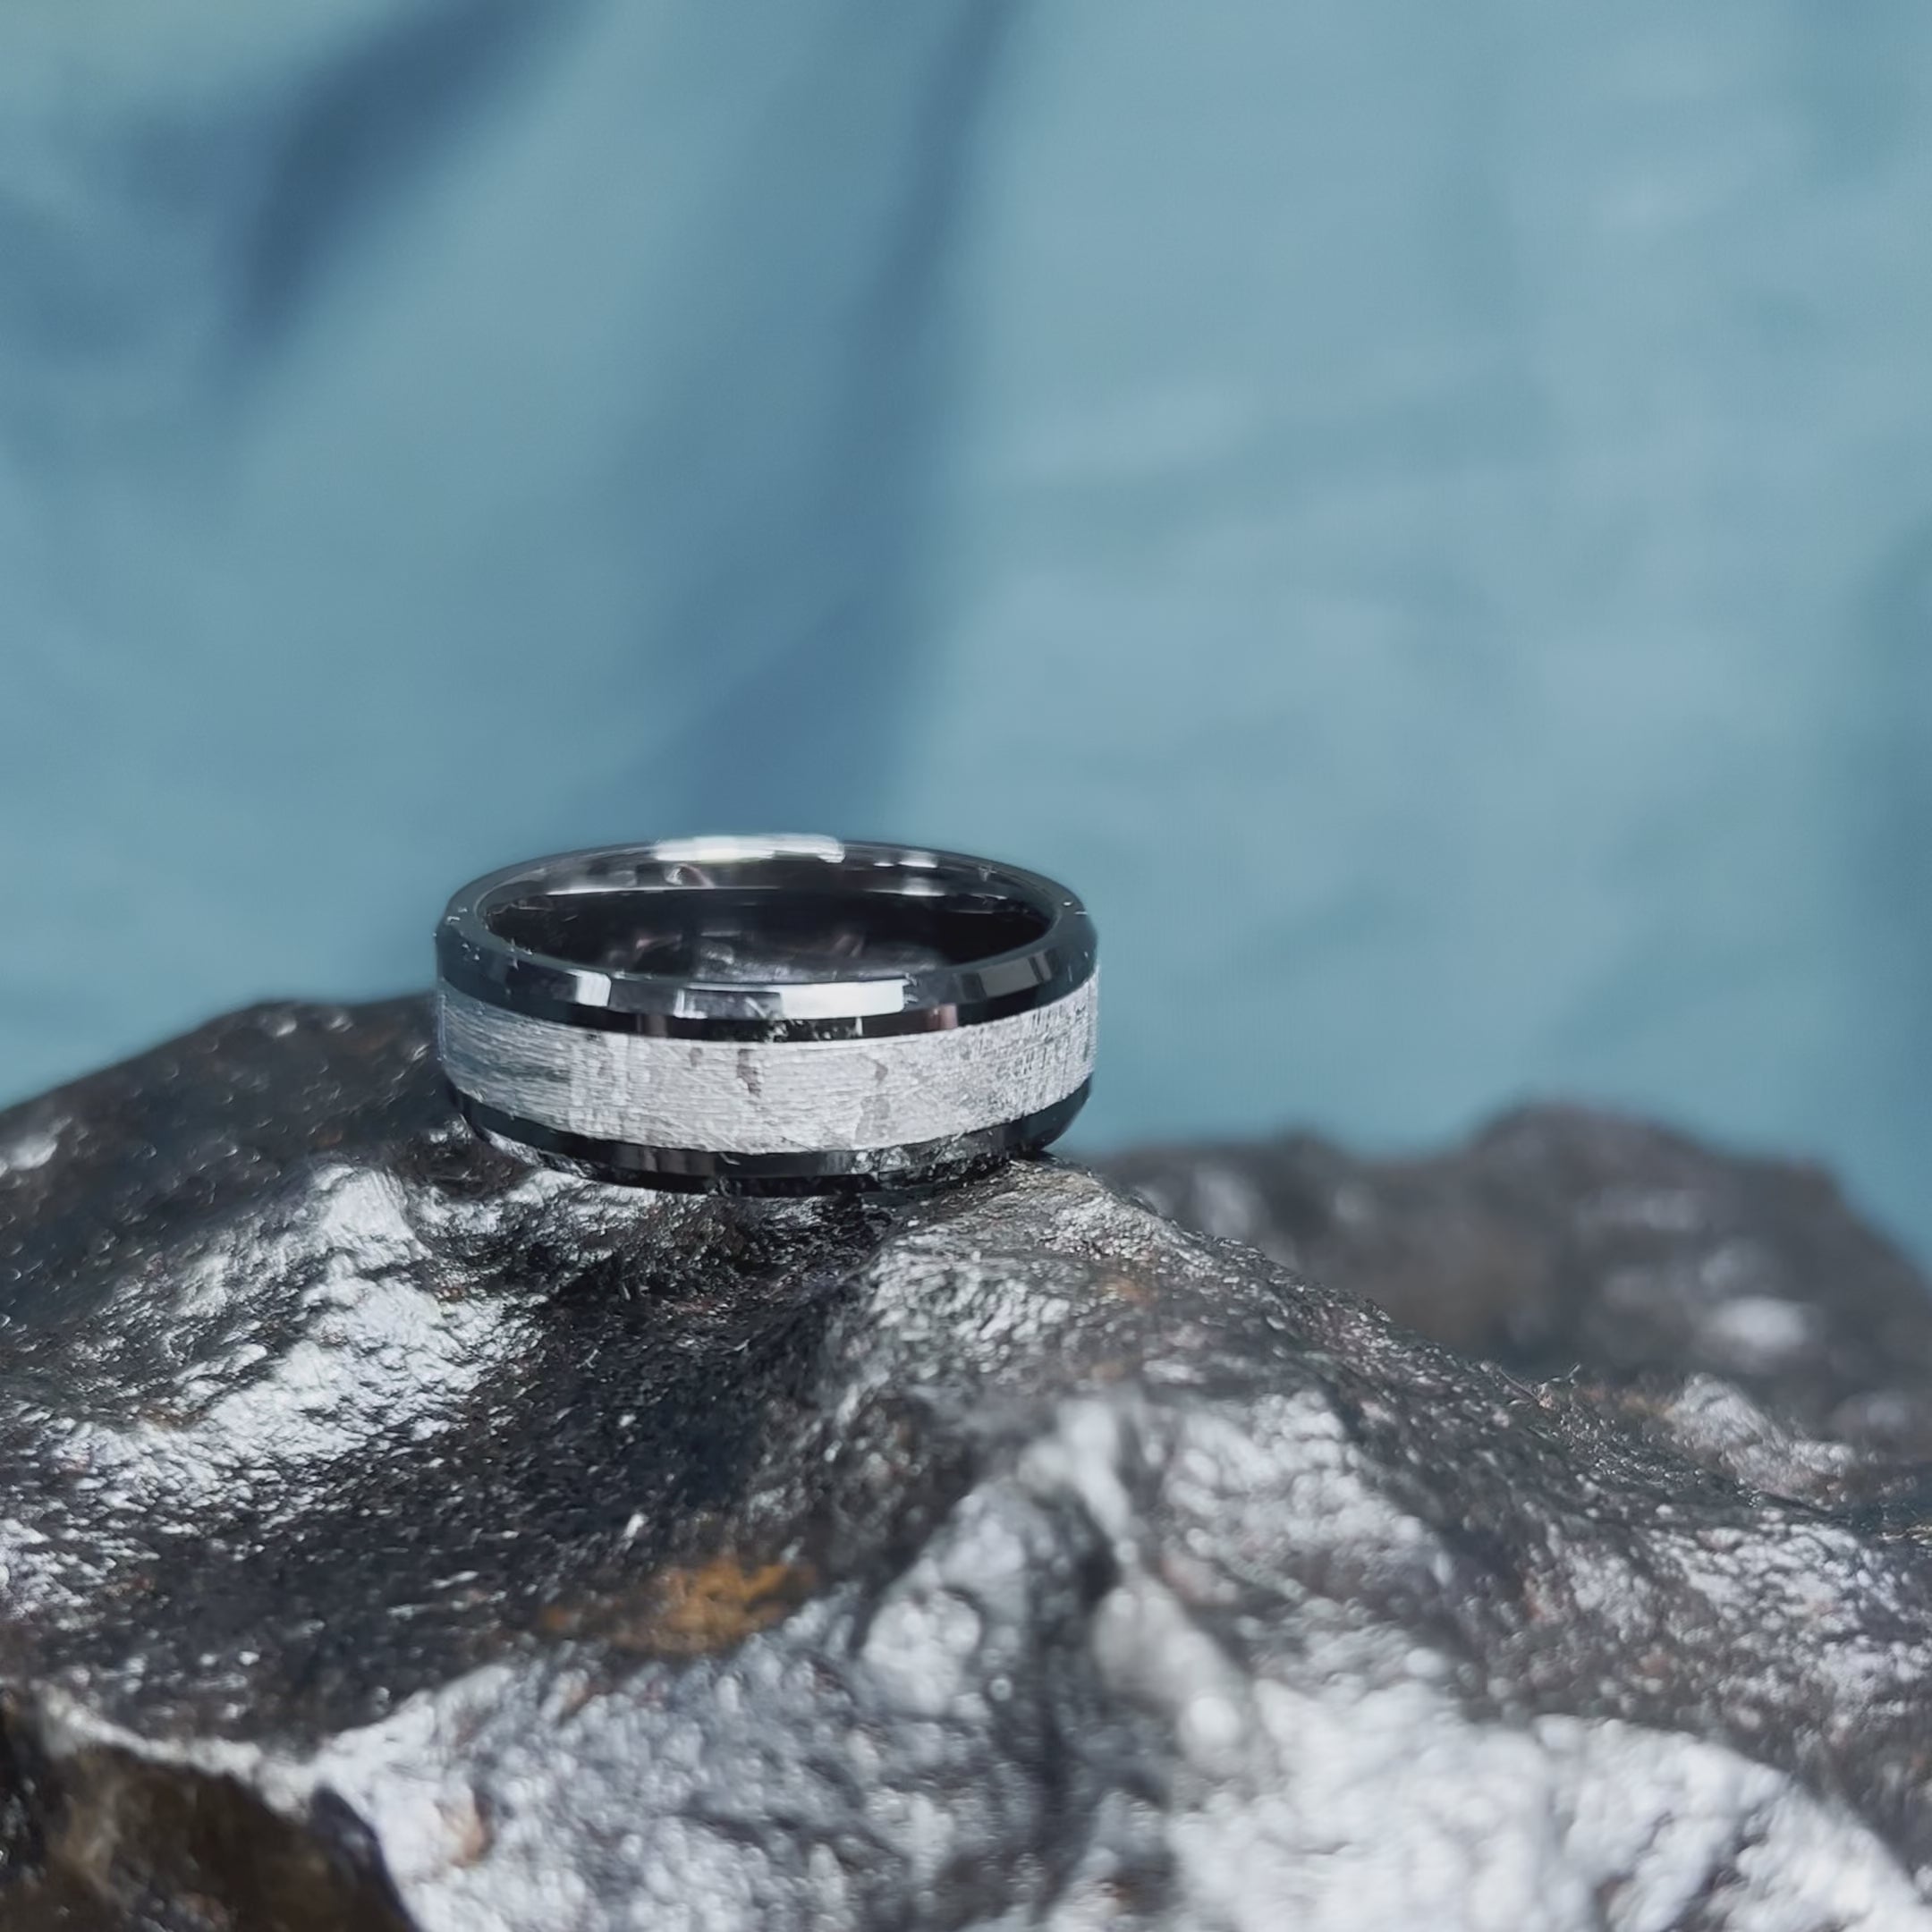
[1,1002,1930,1928]
[1103,1111,1932,1454]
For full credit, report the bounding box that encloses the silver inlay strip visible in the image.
[436,974,1098,1155]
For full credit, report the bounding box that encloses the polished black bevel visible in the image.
[434,957,1069,1041]
[455,1085,1091,1195]
[436,838,1097,1040]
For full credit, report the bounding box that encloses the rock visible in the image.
[0,1002,1929,1928]
[1103,1108,1932,1457]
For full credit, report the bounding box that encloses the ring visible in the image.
[434,835,1098,1191]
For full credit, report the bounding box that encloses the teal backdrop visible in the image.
[4,2,1931,1250]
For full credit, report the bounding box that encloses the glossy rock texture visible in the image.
[2,1004,1932,1928]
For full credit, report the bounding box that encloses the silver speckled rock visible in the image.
[1,1002,1930,1929]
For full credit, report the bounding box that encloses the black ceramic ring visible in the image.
[434,835,1099,1192]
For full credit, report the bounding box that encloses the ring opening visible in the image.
[483,886,1053,985]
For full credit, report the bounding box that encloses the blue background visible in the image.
[4,1,1930,1251]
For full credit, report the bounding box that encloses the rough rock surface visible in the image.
[1,1002,1931,1928]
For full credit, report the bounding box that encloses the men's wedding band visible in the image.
[434,835,1098,1191]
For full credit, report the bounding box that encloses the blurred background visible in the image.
[4,1,1930,1250]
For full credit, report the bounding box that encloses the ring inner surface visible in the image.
[483,884,1052,985]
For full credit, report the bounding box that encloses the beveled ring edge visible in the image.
[436,837,1097,1038]
[452,1082,1092,1195]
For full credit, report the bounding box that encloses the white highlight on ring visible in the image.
[651,833,847,868]
[436,974,1098,1157]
